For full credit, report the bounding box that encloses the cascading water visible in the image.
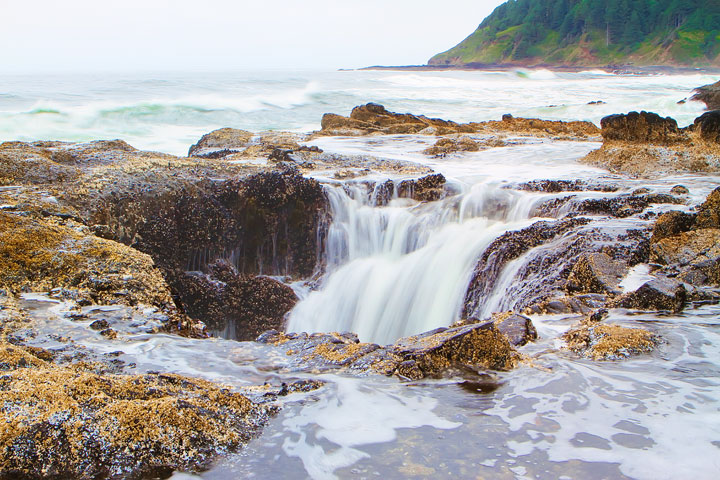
[287,179,546,344]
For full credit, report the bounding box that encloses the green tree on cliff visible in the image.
[430,0,720,66]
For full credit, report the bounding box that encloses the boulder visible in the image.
[600,111,684,144]
[611,277,686,313]
[651,229,720,285]
[695,187,720,229]
[492,312,538,346]
[177,261,298,341]
[563,322,657,360]
[693,111,720,143]
[396,173,447,202]
[389,321,520,379]
[188,128,254,157]
[690,80,720,110]
[651,211,696,242]
[670,185,689,195]
[566,252,627,295]
[423,136,482,156]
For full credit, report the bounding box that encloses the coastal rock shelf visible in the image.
[1,103,720,478]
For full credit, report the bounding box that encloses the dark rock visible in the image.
[518,179,617,193]
[600,111,684,144]
[575,195,649,218]
[525,294,608,315]
[566,252,627,295]
[177,263,298,341]
[397,173,447,202]
[492,313,537,346]
[651,211,696,242]
[691,81,720,110]
[670,185,689,195]
[611,277,686,313]
[693,111,720,143]
[89,319,110,331]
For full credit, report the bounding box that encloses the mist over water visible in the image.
[0,69,712,155]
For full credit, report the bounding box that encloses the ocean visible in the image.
[0,68,713,154]
[5,69,720,480]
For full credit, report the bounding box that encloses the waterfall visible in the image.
[287,180,544,345]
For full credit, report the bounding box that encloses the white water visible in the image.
[0,69,714,155]
[6,69,720,479]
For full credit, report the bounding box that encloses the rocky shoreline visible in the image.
[1,102,719,478]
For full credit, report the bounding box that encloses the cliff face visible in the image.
[429,0,720,67]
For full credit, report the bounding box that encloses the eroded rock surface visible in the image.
[691,80,720,110]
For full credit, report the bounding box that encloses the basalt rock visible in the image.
[563,321,657,360]
[491,312,538,346]
[600,111,684,144]
[177,260,298,341]
[695,186,720,229]
[611,277,686,312]
[423,136,483,156]
[691,80,720,110]
[261,320,521,380]
[581,112,720,176]
[317,103,476,136]
[566,252,627,295]
[692,111,720,143]
[0,342,272,480]
[651,211,696,242]
[650,229,720,286]
[188,128,254,157]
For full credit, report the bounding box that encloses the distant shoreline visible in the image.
[356,63,720,76]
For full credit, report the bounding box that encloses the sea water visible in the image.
[5,69,720,479]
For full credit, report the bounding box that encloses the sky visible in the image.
[1,0,506,73]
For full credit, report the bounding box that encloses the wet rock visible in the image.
[423,136,483,156]
[0,142,79,186]
[317,103,476,136]
[600,111,684,144]
[693,111,720,143]
[397,173,447,202]
[177,261,298,341]
[563,321,657,360]
[0,211,194,334]
[651,229,720,286]
[575,195,649,218]
[690,80,720,110]
[611,277,686,313]
[670,185,689,195]
[389,321,520,379]
[566,252,627,295]
[491,312,537,346]
[463,217,592,317]
[517,179,617,193]
[89,319,110,331]
[188,128,254,157]
[525,294,608,315]
[476,115,600,139]
[695,186,720,229]
[651,211,696,242]
[0,342,272,479]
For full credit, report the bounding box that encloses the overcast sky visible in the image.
[1,0,506,73]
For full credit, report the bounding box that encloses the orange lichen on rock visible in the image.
[563,322,657,360]
[0,342,271,479]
